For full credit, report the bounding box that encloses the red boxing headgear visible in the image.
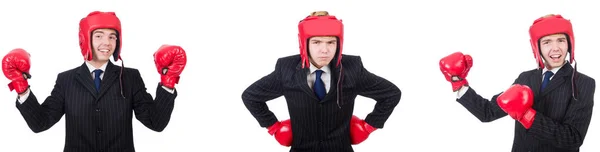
[298,14,344,68]
[529,14,574,69]
[79,11,122,61]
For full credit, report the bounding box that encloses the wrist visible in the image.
[364,122,377,134]
[519,108,536,129]
[451,79,468,92]
[267,121,281,135]
[9,80,29,93]
[18,87,30,96]
[160,75,180,88]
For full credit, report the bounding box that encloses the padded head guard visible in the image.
[79,11,122,61]
[529,14,574,69]
[298,13,344,68]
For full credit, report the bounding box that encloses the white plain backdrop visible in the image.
[0,0,598,151]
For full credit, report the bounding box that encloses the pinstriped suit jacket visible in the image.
[15,62,177,152]
[457,64,595,152]
[243,54,402,152]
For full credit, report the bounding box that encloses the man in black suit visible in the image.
[242,11,402,152]
[439,14,595,152]
[1,11,187,152]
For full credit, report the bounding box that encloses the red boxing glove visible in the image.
[439,52,473,92]
[267,119,292,147]
[2,48,32,94]
[497,84,536,129]
[154,45,187,89]
[350,115,377,145]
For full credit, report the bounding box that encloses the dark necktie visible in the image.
[541,71,554,91]
[314,70,326,100]
[93,69,103,93]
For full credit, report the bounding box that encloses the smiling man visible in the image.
[438,14,596,152]
[2,11,187,152]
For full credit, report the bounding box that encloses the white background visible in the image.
[0,0,598,151]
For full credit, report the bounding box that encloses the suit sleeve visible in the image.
[356,57,402,128]
[15,74,66,133]
[131,69,177,132]
[456,87,507,122]
[527,78,595,149]
[242,58,284,128]
[454,72,530,122]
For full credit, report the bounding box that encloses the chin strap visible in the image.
[118,57,125,99]
[570,59,578,101]
[336,63,344,108]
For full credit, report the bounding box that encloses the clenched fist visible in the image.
[154,45,187,89]
[2,48,32,94]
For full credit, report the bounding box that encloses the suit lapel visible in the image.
[294,62,319,101]
[540,64,572,97]
[530,69,542,98]
[97,62,120,99]
[322,64,339,102]
[75,63,99,99]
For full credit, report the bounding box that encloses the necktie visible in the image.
[541,71,554,91]
[314,70,326,100]
[93,69,103,93]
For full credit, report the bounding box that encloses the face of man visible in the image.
[539,34,568,70]
[307,36,337,68]
[90,28,117,63]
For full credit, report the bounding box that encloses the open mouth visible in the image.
[98,49,110,55]
[549,54,561,60]
[548,54,563,62]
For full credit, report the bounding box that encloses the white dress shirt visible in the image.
[307,62,331,94]
[456,63,564,99]
[17,61,175,104]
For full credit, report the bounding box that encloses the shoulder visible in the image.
[57,67,78,76]
[120,66,143,78]
[122,66,140,73]
[269,54,301,72]
[576,72,596,88]
[276,54,301,65]
[340,54,364,68]
[517,68,539,79]
[341,54,361,62]
[55,66,81,81]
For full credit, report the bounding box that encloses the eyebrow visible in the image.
[93,31,117,35]
[541,37,567,42]
[310,39,337,42]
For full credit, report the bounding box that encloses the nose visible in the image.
[100,37,110,44]
[318,45,330,54]
[550,42,561,51]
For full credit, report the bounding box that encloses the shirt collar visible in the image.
[309,62,331,74]
[542,61,565,75]
[86,61,108,73]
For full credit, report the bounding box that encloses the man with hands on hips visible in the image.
[2,11,187,152]
[439,14,595,152]
[242,11,401,152]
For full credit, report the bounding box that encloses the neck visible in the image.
[544,60,566,71]
[310,60,324,69]
[88,60,108,69]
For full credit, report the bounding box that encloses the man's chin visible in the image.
[546,61,566,69]
[91,57,110,62]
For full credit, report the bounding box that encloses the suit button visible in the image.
[95,108,100,112]
[97,130,102,133]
